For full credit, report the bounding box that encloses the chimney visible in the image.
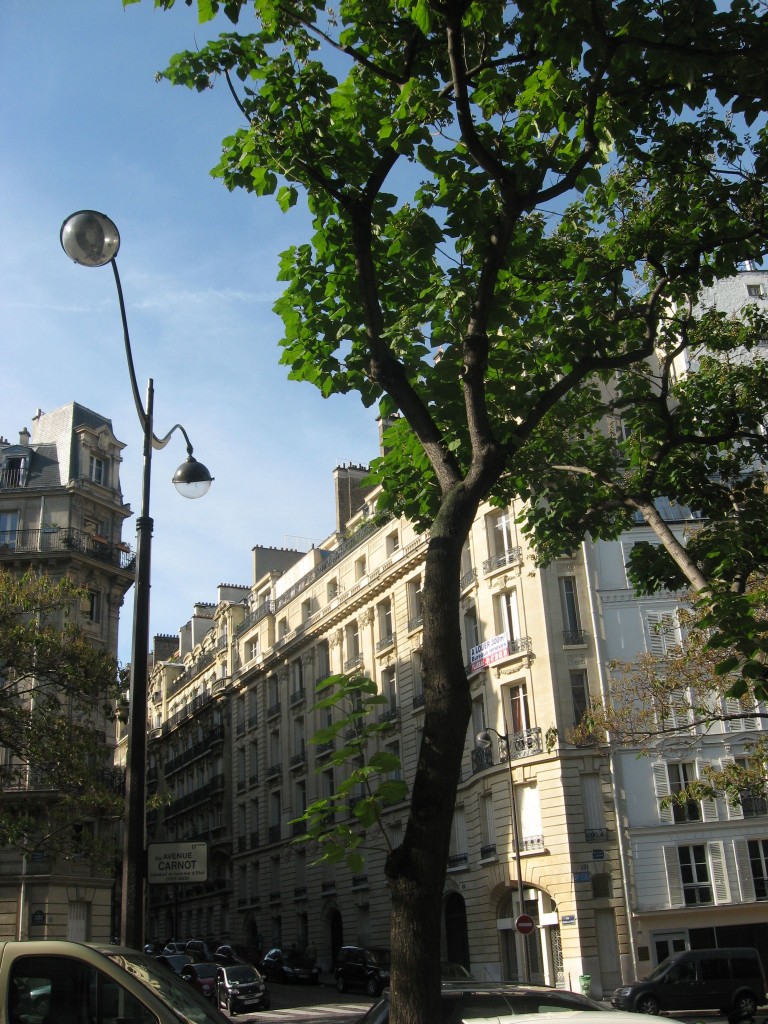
[19,427,31,447]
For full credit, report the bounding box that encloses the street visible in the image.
[217,978,372,1024]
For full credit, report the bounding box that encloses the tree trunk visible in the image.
[386,490,478,1024]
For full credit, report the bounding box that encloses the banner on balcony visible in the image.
[470,633,509,673]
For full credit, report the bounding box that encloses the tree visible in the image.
[0,569,125,859]
[571,597,768,812]
[128,0,768,1018]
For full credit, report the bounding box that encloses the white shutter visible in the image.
[663,845,685,908]
[709,841,731,904]
[723,697,744,733]
[697,760,719,822]
[653,763,675,824]
[721,757,744,820]
[734,838,757,902]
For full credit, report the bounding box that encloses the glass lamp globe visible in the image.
[60,210,120,267]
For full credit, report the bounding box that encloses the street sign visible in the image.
[147,841,208,884]
[515,914,535,935]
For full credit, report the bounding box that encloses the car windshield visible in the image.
[105,949,225,1024]
[366,949,391,967]
[226,965,260,983]
[285,952,313,967]
[646,956,674,981]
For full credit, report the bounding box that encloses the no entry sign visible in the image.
[515,914,535,934]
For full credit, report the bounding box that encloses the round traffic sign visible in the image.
[515,913,535,935]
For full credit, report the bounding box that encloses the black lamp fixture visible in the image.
[61,210,213,949]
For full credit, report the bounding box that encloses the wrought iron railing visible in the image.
[0,526,135,571]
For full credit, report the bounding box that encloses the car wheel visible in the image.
[365,976,381,997]
[733,993,758,1017]
[336,973,347,993]
[635,995,660,1015]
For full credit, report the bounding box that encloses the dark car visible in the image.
[156,952,193,975]
[335,945,391,996]
[214,944,261,966]
[355,981,615,1024]
[611,947,767,1016]
[216,963,270,1015]
[180,962,218,1002]
[185,939,218,963]
[260,947,320,984]
[162,941,190,955]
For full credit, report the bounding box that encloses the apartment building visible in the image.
[0,403,135,941]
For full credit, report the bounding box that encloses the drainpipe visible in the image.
[581,539,638,983]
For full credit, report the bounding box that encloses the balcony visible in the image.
[470,727,543,774]
[376,633,395,653]
[563,628,588,646]
[267,702,281,721]
[289,688,306,708]
[344,654,363,672]
[0,526,135,572]
[482,546,522,575]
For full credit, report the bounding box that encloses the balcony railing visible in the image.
[482,547,522,575]
[471,727,543,773]
[0,527,135,571]
[563,628,588,646]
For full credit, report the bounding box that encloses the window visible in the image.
[407,576,423,630]
[559,576,583,644]
[645,611,681,656]
[747,283,765,298]
[508,682,532,737]
[570,670,589,726]
[664,842,729,907]
[355,555,367,580]
[345,620,361,669]
[247,636,259,662]
[236,695,246,734]
[386,739,402,781]
[377,598,394,647]
[463,603,480,661]
[0,511,19,548]
[747,838,768,900]
[485,508,519,572]
[678,844,713,905]
[734,757,768,817]
[85,590,101,624]
[519,782,543,850]
[290,658,304,695]
[381,667,397,710]
[269,729,281,765]
[315,640,330,682]
[89,454,106,485]
[668,762,702,822]
[9,955,153,1023]
[293,717,305,758]
[448,804,468,866]
[249,740,259,784]
[295,778,307,818]
[301,598,312,622]
[581,773,606,838]
[237,748,246,787]
[479,791,497,858]
[386,530,400,556]
[278,617,288,639]
[412,650,424,705]
[327,577,338,601]
[496,589,521,644]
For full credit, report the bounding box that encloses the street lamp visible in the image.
[61,210,213,949]
[476,727,531,982]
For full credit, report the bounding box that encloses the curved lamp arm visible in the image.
[60,210,212,498]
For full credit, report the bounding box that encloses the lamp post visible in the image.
[476,726,531,982]
[60,210,213,949]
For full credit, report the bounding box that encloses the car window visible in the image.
[8,955,157,1024]
[107,950,228,1023]
[445,995,525,1024]
[733,957,760,980]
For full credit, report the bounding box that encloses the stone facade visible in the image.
[0,403,135,942]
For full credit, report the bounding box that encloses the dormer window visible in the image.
[89,455,106,485]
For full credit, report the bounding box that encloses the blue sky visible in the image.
[0,0,379,663]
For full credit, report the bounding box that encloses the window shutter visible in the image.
[696,760,719,822]
[663,846,685,908]
[734,838,757,902]
[653,763,675,824]
[708,841,731,904]
[721,757,744,820]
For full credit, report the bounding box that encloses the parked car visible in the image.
[611,947,767,1016]
[181,961,219,1002]
[260,947,320,984]
[162,940,191,955]
[216,962,270,1015]
[214,944,261,966]
[335,945,391,996]
[185,939,218,963]
[441,961,474,980]
[1,939,227,1023]
[156,952,193,975]
[354,981,633,1024]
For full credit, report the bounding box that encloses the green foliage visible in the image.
[0,570,126,859]
[290,674,407,871]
